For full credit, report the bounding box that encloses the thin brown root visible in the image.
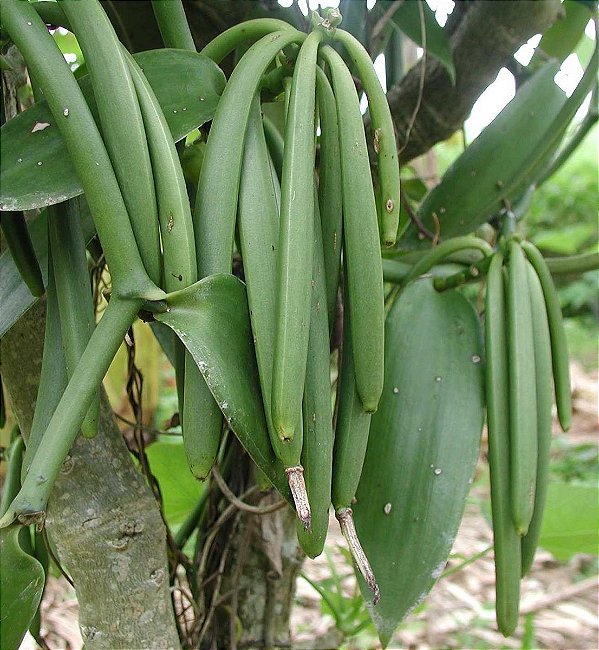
[285,465,311,531]
[336,507,380,605]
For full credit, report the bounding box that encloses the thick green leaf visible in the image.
[0,199,94,338]
[0,527,45,650]
[537,482,599,561]
[532,0,593,66]
[155,274,291,502]
[146,437,204,526]
[407,37,597,247]
[385,0,455,83]
[0,49,225,211]
[353,279,484,648]
[412,61,560,242]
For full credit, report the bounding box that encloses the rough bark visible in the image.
[388,0,562,163]
[222,506,302,649]
[1,302,180,650]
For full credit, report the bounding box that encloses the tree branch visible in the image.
[388,0,562,164]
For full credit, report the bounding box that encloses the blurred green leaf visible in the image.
[533,223,597,255]
[146,437,203,526]
[538,482,599,560]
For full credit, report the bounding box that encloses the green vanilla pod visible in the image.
[334,28,402,245]
[193,29,304,480]
[320,44,384,413]
[506,240,538,536]
[238,96,307,526]
[521,240,573,432]
[61,0,162,286]
[22,244,68,477]
[485,252,521,636]
[296,187,333,556]
[521,261,554,576]
[331,284,378,601]
[271,29,323,441]
[315,65,343,332]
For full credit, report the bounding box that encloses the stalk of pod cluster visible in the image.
[192,8,404,600]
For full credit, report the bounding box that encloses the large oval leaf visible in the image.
[0,527,45,650]
[353,279,484,648]
[402,34,597,248]
[155,274,291,502]
[0,49,225,211]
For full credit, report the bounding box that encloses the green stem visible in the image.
[545,251,599,275]
[3,0,160,299]
[151,0,195,50]
[0,211,45,297]
[433,255,493,292]
[404,236,493,284]
[0,297,142,527]
[60,0,162,287]
[382,258,411,284]
[200,19,297,64]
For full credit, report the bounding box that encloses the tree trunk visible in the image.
[1,303,180,649]
[192,453,303,649]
